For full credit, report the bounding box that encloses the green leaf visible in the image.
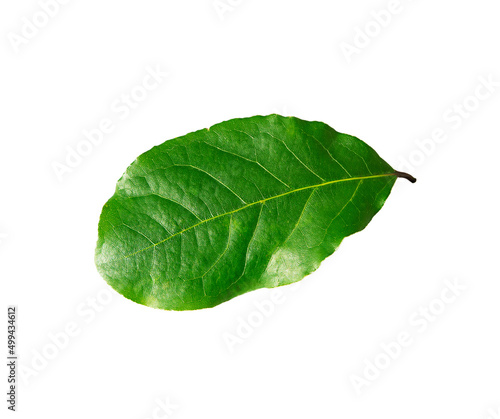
[95,114,415,310]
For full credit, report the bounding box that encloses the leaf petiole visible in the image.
[393,171,417,183]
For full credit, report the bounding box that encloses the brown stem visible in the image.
[393,171,417,183]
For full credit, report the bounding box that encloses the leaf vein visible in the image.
[121,173,395,259]
[204,137,290,188]
[172,164,247,204]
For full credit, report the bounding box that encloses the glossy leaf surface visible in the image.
[95,115,408,310]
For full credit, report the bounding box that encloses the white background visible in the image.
[1,0,499,418]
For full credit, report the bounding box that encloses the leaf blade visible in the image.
[95,115,401,310]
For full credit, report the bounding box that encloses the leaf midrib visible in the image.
[124,172,396,259]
